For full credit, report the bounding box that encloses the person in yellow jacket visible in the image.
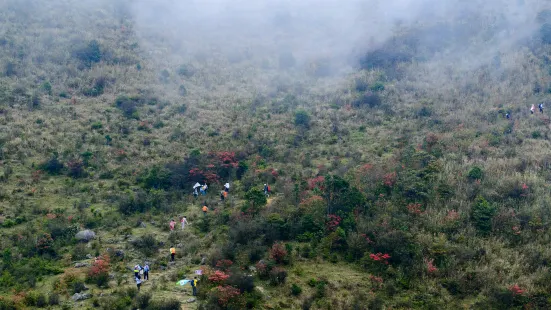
[170,246,176,261]
[191,276,198,296]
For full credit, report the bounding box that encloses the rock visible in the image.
[74,263,89,268]
[248,266,257,272]
[186,298,196,303]
[160,265,167,270]
[150,221,156,225]
[115,249,125,258]
[71,293,91,301]
[75,230,96,242]
[86,254,93,259]
[176,243,182,248]
[139,222,147,228]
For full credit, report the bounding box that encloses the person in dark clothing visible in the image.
[136,276,142,291]
[143,264,150,280]
[220,190,225,201]
[191,277,198,296]
[506,112,510,119]
[540,103,544,113]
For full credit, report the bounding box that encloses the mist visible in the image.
[129,0,547,77]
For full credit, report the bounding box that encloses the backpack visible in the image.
[268,185,271,192]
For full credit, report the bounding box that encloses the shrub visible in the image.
[131,234,160,257]
[353,92,381,108]
[243,188,267,214]
[35,293,47,308]
[467,166,484,181]
[74,40,102,67]
[471,195,495,235]
[134,292,151,309]
[178,85,187,96]
[226,272,255,294]
[148,298,181,310]
[270,243,288,264]
[86,254,110,288]
[291,283,303,296]
[269,267,287,285]
[39,155,64,175]
[72,281,86,294]
[294,110,310,128]
[115,95,139,119]
[369,81,385,92]
[177,64,195,77]
[83,77,107,97]
[48,293,60,306]
[67,160,86,178]
[355,79,369,92]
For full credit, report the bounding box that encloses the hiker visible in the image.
[136,276,142,291]
[200,254,206,265]
[170,246,176,262]
[169,219,176,231]
[264,184,270,197]
[202,204,208,215]
[531,104,535,114]
[193,187,198,198]
[224,183,230,193]
[223,190,228,200]
[220,190,225,201]
[506,112,510,119]
[191,276,198,296]
[143,263,150,280]
[203,184,208,194]
[134,265,142,279]
[200,185,206,196]
[540,103,544,113]
[181,216,189,230]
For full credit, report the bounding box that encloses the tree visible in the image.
[75,40,102,68]
[244,188,267,214]
[471,196,495,235]
[294,110,310,128]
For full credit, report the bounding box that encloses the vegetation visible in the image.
[1,0,551,309]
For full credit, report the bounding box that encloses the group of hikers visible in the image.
[132,181,273,296]
[169,216,189,231]
[132,259,198,296]
[133,263,150,291]
[507,103,545,119]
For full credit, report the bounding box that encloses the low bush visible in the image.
[131,234,160,257]
[291,283,303,296]
[148,298,181,310]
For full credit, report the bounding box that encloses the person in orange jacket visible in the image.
[170,246,176,261]
[202,205,208,215]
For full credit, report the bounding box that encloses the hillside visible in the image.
[3,0,551,309]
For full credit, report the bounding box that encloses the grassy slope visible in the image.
[3,0,551,309]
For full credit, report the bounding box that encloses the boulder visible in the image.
[75,230,96,242]
[74,262,89,268]
[71,293,91,301]
[186,298,196,303]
